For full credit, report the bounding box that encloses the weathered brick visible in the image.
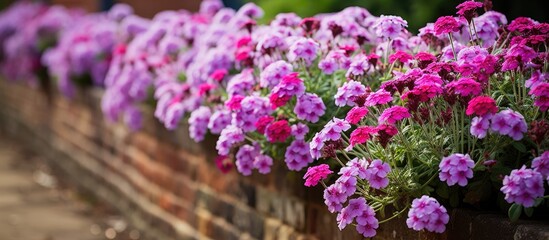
[472,214,517,240]
[257,187,284,220]
[514,223,549,240]
[284,198,305,231]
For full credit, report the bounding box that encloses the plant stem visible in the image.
[471,20,481,46]
[378,206,409,224]
[448,34,458,62]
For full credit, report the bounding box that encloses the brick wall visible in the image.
[0,81,547,240]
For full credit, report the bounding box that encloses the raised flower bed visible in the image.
[0,0,548,239]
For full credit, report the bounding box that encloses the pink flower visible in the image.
[501,166,545,207]
[456,0,483,22]
[446,77,482,97]
[208,110,231,134]
[389,51,413,64]
[215,155,233,174]
[265,120,291,143]
[318,58,338,74]
[376,124,398,148]
[345,107,369,124]
[255,116,274,134]
[405,82,443,102]
[466,96,498,116]
[365,89,392,107]
[406,196,449,233]
[225,95,245,110]
[269,92,291,109]
[349,126,377,149]
[434,16,461,35]
[501,44,537,71]
[323,184,345,212]
[304,164,332,187]
[439,153,475,186]
[529,82,549,111]
[271,72,306,98]
[310,118,351,159]
[198,83,216,96]
[415,52,437,69]
[209,69,228,82]
[378,106,411,125]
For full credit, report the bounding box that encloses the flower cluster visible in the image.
[46,5,130,97]
[2,0,548,238]
[0,3,78,85]
[439,153,474,186]
[501,166,545,207]
[406,196,449,233]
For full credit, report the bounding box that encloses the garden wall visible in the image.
[0,81,547,240]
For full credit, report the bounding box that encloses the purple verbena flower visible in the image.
[254,154,273,174]
[334,80,367,107]
[294,93,326,123]
[235,144,260,176]
[208,109,232,134]
[490,109,528,140]
[216,125,245,155]
[439,153,475,186]
[470,114,492,139]
[188,106,212,142]
[406,196,449,233]
[532,151,549,178]
[291,123,309,140]
[356,203,379,238]
[285,139,313,171]
[501,166,545,207]
[259,60,293,88]
[366,159,391,189]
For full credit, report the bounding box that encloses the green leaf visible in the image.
[524,207,534,217]
[511,141,527,153]
[508,204,522,222]
[534,198,544,207]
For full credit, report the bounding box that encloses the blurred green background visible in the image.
[248,0,549,33]
[1,0,547,33]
